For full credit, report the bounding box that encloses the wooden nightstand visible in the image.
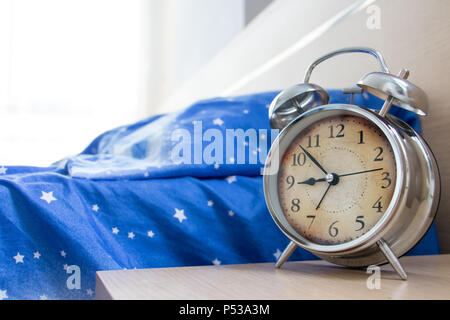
[95,254,450,300]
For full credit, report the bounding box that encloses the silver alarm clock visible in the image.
[263,47,440,279]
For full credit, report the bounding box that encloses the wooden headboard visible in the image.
[157,0,450,252]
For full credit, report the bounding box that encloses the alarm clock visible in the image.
[263,47,440,280]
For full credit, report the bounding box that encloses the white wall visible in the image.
[144,0,245,111]
[144,0,274,111]
[245,0,273,24]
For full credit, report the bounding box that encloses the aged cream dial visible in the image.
[278,115,396,245]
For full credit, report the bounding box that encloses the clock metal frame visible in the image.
[263,104,440,278]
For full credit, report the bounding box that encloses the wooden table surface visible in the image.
[95,254,450,300]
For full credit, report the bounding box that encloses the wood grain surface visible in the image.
[96,254,450,300]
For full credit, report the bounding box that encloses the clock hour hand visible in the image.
[297,177,327,186]
[299,145,328,175]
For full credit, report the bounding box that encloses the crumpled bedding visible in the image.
[0,90,439,300]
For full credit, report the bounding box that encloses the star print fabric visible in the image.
[0,91,440,299]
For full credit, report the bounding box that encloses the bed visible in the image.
[0,90,439,300]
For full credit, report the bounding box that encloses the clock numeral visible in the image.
[355,216,365,231]
[328,220,339,237]
[291,198,301,212]
[358,130,365,144]
[286,175,295,189]
[372,196,383,213]
[329,124,345,138]
[374,147,384,161]
[381,172,392,188]
[291,152,306,166]
[307,134,320,148]
[306,215,316,229]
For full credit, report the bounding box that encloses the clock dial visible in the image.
[278,115,397,245]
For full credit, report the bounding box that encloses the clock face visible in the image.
[278,115,397,245]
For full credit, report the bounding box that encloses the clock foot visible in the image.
[275,241,298,268]
[377,239,408,280]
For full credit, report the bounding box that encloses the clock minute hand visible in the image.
[299,145,328,175]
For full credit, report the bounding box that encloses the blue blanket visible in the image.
[0,90,439,300]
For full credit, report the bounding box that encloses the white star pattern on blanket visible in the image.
[0,289,8,300]
[213,118,224,126]
[174,208,187,223]
[273,249,282,260]
[226,176,237,184]
[40,191,57,204]
[13,253,24,263]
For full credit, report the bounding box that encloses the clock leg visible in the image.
[377,239,408,280]
[275,241,298,268]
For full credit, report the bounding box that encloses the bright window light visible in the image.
[0,0,143,166]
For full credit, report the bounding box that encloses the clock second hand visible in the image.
[298,168,384,185]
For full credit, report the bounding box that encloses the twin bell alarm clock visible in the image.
[263,47,440,279]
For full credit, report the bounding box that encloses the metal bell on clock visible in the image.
[268,83,329,130]
[357,68,429,117]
